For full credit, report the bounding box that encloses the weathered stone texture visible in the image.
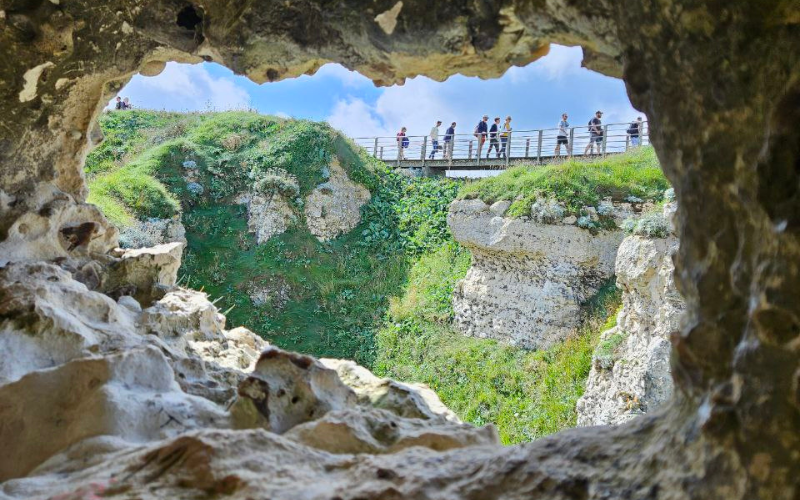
[0,0,799,498]
[577,209,685,425]
[449,198,624,349]
[304,159,371,241]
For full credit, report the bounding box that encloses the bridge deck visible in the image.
[352,121,648,175]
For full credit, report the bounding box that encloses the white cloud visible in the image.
[314,63,372,88]
[505,44,583,83]
[108,62,250,111]
[327,97,390,137]
[274,111,291,119]
[326,78,462,140]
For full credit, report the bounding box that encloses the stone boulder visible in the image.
[285,407,498,454]
[304,159,371,241]
[448,199,625,349]
[322,358,460,422]
[236,191,297,244]
[577,204,685,426]
[232,347,357,433]
[101,242,184,305]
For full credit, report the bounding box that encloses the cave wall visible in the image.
[1,0,799,498]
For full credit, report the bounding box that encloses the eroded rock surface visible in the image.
[0,247,491,495]
[1,0,799,497]
[236,191,297,244]
[449,198,625,349]
[304,159,371,241]
[577,204,685,425]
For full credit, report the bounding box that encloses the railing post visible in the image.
[505,135,511,168]
[602,125,609,156]
[569,127,575,157]
[625,135,630,151]
[536,130,543,163]
[380,146,384,160]
[421,136,427,165]
[373,137,378,157]
[468,140,473,160]
[525,138,531,158]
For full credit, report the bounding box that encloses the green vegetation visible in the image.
[374,242,621,443]
[86,111,654,443]
[593,328,627,370]
[458,146,669,219]
[85,110,460,364]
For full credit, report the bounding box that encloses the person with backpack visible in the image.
[444,122,456,160]
[500,116,512,158]
[487,117,501,159]
[396,127,408,160]
[628,117,643,147]
[429,120,442,159]
[555,113,570,157]
[584,110,603,155]
[474,115,489,159]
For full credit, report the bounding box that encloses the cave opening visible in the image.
[0,0,798,497]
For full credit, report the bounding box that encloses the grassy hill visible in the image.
[86,110,667,443]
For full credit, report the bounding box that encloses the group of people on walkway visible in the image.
[395,112,645,161]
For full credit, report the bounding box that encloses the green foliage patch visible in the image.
[458,147,669,218]
[374,243,622,444]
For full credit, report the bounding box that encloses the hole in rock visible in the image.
[176,5,202,32]
[92,45,672,444]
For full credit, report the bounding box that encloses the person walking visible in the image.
[487,117,501,158]
[500,116,512,158]
[474,115,489,159]
[627,117,643,147]
[584,110,603,155]
[396,127,408,160]
[114,96,124,110]
[123,97,132,109]
[429,120,442,159]
[555,113,570,157]
[444,122,456,160]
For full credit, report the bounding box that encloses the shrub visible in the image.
[623,210,670,238]
[459,146,669,218]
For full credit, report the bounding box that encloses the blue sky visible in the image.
[111,45,642,139]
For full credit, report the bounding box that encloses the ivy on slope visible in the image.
[85,110,461,365]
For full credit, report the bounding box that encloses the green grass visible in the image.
[87,110,632,443]
[458,147,669,218]
[374,242,621,444]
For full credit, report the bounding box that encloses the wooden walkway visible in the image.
[351,121,648,175]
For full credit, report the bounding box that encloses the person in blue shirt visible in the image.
[444,122,456,159]
[474,115,489,159]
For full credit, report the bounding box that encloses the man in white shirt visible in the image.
[429,121,442,159]
[555,113,570,157]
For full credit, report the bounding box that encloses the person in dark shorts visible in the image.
[555,113,570,157]
[444,122,456,159]
[584,110,603,155]
[487,117,501,158]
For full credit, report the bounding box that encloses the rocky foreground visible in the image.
[0,203,498,498]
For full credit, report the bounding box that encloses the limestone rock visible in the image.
[232,347,357,433]
[101,242,184,305]
[321,358,460,422]
[118,215,186,249]
[0,188,118,266]
[285,407,498,454]
[304,159,370,241]
[237,191,297,244]
[0,346,229,481]
[0,262,141,385]
[576,233,684,426]
[449,199,624,349]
